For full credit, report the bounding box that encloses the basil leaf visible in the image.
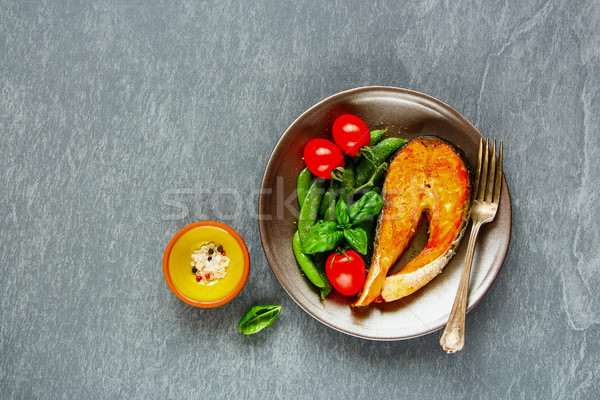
[238,305,282,335]
[301,221,343,254]
[335,197,350,226]
[348,190,383,224]
[343,227,368,255]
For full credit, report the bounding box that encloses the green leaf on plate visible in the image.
[348,190,383,224]
[335,197,350,227]
[301,221,344,254]
[343,227,368,255]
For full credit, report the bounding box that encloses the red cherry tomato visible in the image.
[303,138,344,179]
[325,250,366,296]
[332,114,370,156]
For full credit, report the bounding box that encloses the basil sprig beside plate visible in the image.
[238,305,282,335]
[301,190,383,255]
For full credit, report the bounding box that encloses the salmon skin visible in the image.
[353,136,471,307]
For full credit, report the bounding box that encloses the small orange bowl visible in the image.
[163,221,250,308]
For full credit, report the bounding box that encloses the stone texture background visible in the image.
[1,0,599,398]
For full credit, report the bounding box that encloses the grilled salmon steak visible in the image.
[353,136,471,307]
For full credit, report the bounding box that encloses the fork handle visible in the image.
[439,221,483,353]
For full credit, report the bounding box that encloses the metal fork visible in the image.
[440,138,503,353]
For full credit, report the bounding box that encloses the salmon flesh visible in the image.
[353,136,471,306]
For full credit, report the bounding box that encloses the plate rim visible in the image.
[258,85,512,340]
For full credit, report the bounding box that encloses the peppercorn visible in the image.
[208,248,214,255]
[217,245,223,253]
[192,267,197,273]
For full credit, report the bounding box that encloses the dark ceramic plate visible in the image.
[258,86,511,340]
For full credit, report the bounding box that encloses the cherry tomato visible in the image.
[332,114,371,156]
[325,250,366,296]
[303,138,344,179]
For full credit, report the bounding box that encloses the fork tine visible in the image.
[477,139,489,201]
[493,140,503,204]
[485,140,496,203]
[472,138,482,198]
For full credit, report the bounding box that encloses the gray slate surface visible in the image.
[1,0,599,399]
